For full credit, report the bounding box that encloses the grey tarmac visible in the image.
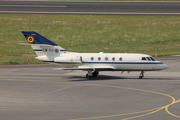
[0,56,180,120]
[1,1,180,15]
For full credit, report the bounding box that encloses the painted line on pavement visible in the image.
[0,5,66,7]
[1,11,180,15]
[1,76,179,119]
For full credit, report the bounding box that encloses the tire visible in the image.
[92,73,97,78]
[88,76,92,79]
[86,74,88,78]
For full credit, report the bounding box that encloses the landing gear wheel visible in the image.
[139,71,145,79]
[92,73,96,78]
[139,76,143,79]
[92,71,99,78]
[86,74,92,79]
[86,74,88,78]
[88,76,92,79]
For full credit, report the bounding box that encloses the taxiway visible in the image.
[0,56,180,120]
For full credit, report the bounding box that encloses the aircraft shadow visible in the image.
[143,77,180,80]
[68,75,179,81]
[69,75,129,81]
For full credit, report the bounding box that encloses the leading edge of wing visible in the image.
[61,67,114,71]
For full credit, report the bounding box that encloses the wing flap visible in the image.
[62,68,93,70]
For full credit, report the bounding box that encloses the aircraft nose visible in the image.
[161,63,169,70]
[155,62,169,70]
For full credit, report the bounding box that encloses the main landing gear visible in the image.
[139,71,145,79]
[85,71,145,79]
[86,71,99,79]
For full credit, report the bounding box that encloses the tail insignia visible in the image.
[27,36,35,43]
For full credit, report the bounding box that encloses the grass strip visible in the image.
[0,14,180,64]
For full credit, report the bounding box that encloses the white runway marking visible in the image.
[30,85,72,101]
[0,11,180,15]
[0,5,66,8]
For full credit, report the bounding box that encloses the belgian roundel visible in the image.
[27,36,34,43]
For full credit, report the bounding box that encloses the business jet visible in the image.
[20,31,168,79]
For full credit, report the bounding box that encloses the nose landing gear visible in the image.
[139,71,145,79]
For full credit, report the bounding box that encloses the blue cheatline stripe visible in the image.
[34,49,67,52]
[81,62,163,64]
[41,61,163,65]
[34,49,43,51]
[60,50,67,51]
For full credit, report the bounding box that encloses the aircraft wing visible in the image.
[61,66,115,71]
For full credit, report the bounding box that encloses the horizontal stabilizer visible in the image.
[19,43,53,47]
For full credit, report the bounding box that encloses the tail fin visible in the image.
[21,31,58,46]
[21,31,68,62]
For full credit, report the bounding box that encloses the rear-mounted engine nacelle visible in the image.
[54,56,82,64]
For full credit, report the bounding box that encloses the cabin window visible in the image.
[150,57,156,61]
[142,57,147,61]
[98,57,101,61]
[112,57,115,61]
[146,57,151,61]
[119,57,122,61]
[105,57,108,61]
[91,57,94,61]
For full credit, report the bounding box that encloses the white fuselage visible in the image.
[52,52,168,71]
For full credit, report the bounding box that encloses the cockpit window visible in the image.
[142,57,147,61]
[150,57,156,61]
[146,57,151,61]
